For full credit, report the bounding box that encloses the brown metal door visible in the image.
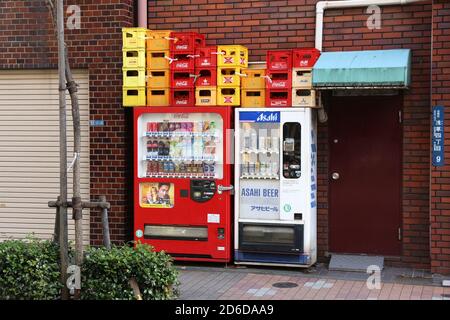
[329,95,402,256]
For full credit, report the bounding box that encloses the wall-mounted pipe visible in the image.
[138,0,147,28]
[314,0,424,123]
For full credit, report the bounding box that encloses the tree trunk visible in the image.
[56,0,70,300]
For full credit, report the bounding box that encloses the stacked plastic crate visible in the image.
[240,65,266,107]
[146,30,172,106]
[291,49,321,108]
[194,46,218,106]
[265,50,293,107]
[217,45,248,106]
[169,32,205,107]
[122,28,147,106]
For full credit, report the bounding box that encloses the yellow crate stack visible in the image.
[292,68,316,108]
[146,30,172,106]
[122,28,147,106]
[241,65,266,108]
[217,45,248,106]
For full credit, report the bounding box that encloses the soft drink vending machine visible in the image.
[234,108,317,267]
[134,107,233,262]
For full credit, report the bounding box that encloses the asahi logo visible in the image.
[256,112,279,122]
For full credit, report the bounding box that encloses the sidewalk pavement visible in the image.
[177,263,450,300]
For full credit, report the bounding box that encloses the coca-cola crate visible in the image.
[195,68,217,87]
[292,48,321,68]
[169,32,205,54]
[265,89,292,107]
[195,46,218,68]
[170,71,196,89]
[170,88,195,107]
[169,54,196,71]
[266,50,293,71]
[266,70,292,90]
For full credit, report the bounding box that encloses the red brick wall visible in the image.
[431,0,450,275]
[149,0,433,268]
[0,0,135,245]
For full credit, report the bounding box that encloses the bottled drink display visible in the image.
[144,120,218,178]
[240,123,280,179]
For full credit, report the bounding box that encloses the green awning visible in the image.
[312,49,411,89]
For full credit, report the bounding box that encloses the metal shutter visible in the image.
[0,69,90,245]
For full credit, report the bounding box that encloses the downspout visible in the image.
[138,0,147,28]
[315,0,423,123]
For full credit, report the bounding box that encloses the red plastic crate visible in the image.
[266,70,292,89]
[195,68,217,87]
[195,46,218,68]
[169,53,196,71]
[266,50,293,71]
[266,89,292,107]
[292,48,321,68]
[169,32,205,54]
[170,71,196,89]
[170,88,195,106]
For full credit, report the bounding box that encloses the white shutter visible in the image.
[0,69,90,245]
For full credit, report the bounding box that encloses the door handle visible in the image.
[217,185,234,195]
[331,172,340,180]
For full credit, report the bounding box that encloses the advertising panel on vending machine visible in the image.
[133,107,233,262]
[234,108,317,267]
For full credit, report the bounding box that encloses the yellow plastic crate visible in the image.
[217,45,248,68]
[217,87,240,106]
[292,89,316,108]
[147,69,170,88]
[147,88,170,106]
[218,68,241,87]
[241,89,266,108]
[292,68,313,88]
[123,68,146,87]
[146,50,170,70]
[195,87,217,106]
[241,68,266,89]
[147,30,172,51]
[122,27,147,49]
[123,87,146,107]
[123,49,146,69]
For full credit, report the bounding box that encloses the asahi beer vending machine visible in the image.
[134,107,233,262]
[234,108,317,267]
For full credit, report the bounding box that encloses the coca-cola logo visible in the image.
[272,82,287,88]
[176,99,188,104]
[272,101,287,106]
[175,81,188,86]
[175,62,189,68]
[300,60,308,66]
[176,44,188,50]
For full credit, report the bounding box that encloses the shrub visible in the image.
[81,243,179,300]
[0,239,62,300]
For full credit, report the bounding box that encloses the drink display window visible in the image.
[137,113,224,179]
[239,122,280,179]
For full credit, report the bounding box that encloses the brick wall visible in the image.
[431,0,450,275]
[148,0,433,268]
[0,0,135,245]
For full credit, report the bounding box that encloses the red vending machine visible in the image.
[133,107,233,262]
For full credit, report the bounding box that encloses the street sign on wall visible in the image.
[432,106,445,167]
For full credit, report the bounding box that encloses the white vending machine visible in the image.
[234,108,317,267]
